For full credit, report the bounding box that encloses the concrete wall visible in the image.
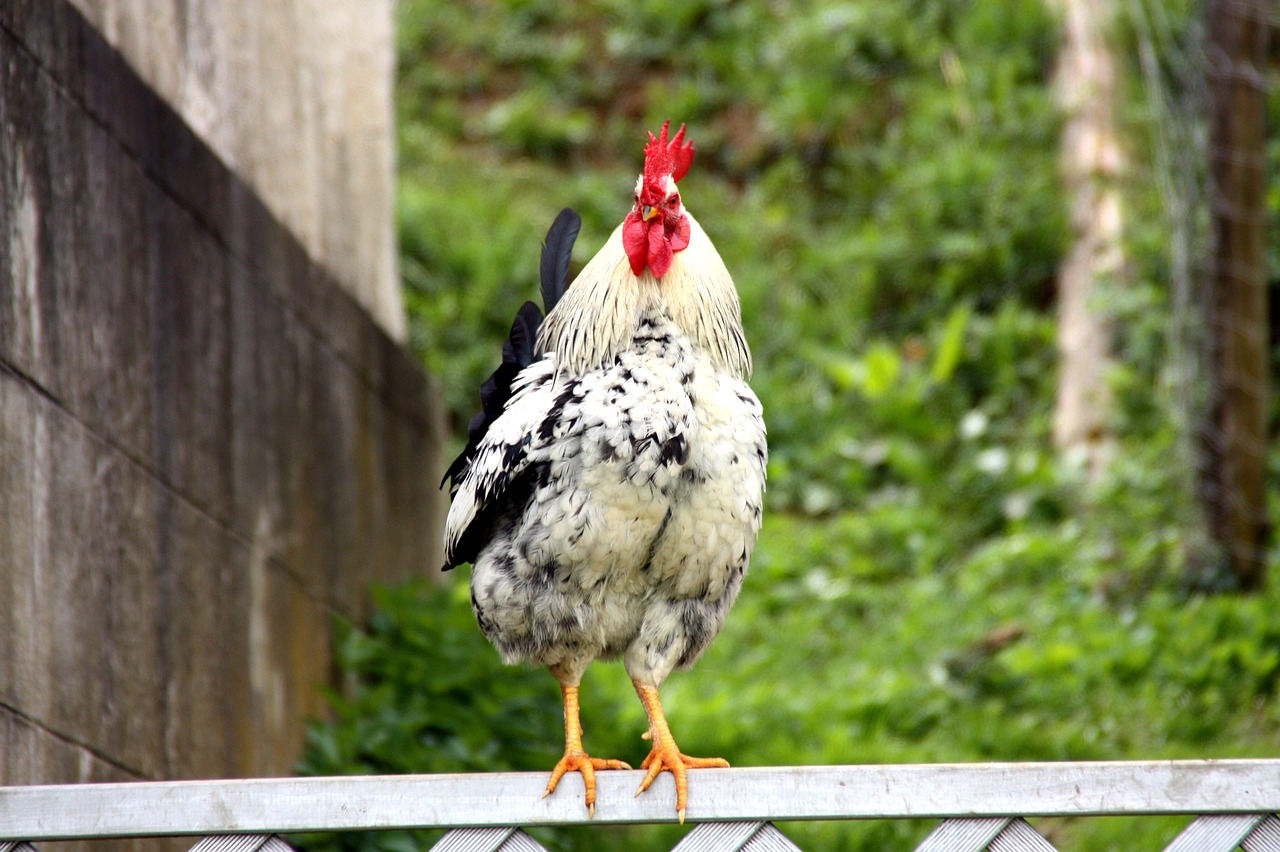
[63,0,403,341]
[0,0,444,800]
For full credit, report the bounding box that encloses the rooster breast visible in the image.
[454,305,766,686]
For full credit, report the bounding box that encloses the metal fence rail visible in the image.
[2,761,1279,851]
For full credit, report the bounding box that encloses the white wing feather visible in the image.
[443,358,557,562]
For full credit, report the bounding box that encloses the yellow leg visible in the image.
[543,682,630,817]
[633,680,729,823]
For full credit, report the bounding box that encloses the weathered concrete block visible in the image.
[0,0,446,793]
[60,0,400,340]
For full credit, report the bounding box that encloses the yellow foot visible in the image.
[632,679,730,822]
[544,749,631,817]
[635,742,729,823]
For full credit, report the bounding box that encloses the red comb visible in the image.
[643,120,696,188]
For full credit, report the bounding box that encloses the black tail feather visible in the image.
[540,208,580,315]
[505,301,542,370]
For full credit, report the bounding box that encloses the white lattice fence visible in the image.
[3,761,1279,851]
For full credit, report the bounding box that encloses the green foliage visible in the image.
[302,584,567,776]
[297,0,1280,849]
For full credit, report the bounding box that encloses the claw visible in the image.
[545,749,631,816]
[635,743,729,817]
[632,680,730,820]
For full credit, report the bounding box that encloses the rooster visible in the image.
[442,122,766,822]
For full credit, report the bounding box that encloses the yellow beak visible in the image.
[642,205,661,221]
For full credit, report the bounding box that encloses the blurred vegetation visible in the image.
[298,0,1280,849]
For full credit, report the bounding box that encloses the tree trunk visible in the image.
[1198,0,1270,590]
[1051,0,1126,483]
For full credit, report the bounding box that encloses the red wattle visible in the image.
[648,222,673,277]
[622,211,648,275]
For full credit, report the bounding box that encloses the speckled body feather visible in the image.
[444,210,766,689]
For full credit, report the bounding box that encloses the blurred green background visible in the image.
[297,1,1280,849]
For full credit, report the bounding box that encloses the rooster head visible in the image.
[622,120,695,278]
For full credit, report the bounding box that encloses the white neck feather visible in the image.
[536,210,752,378]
